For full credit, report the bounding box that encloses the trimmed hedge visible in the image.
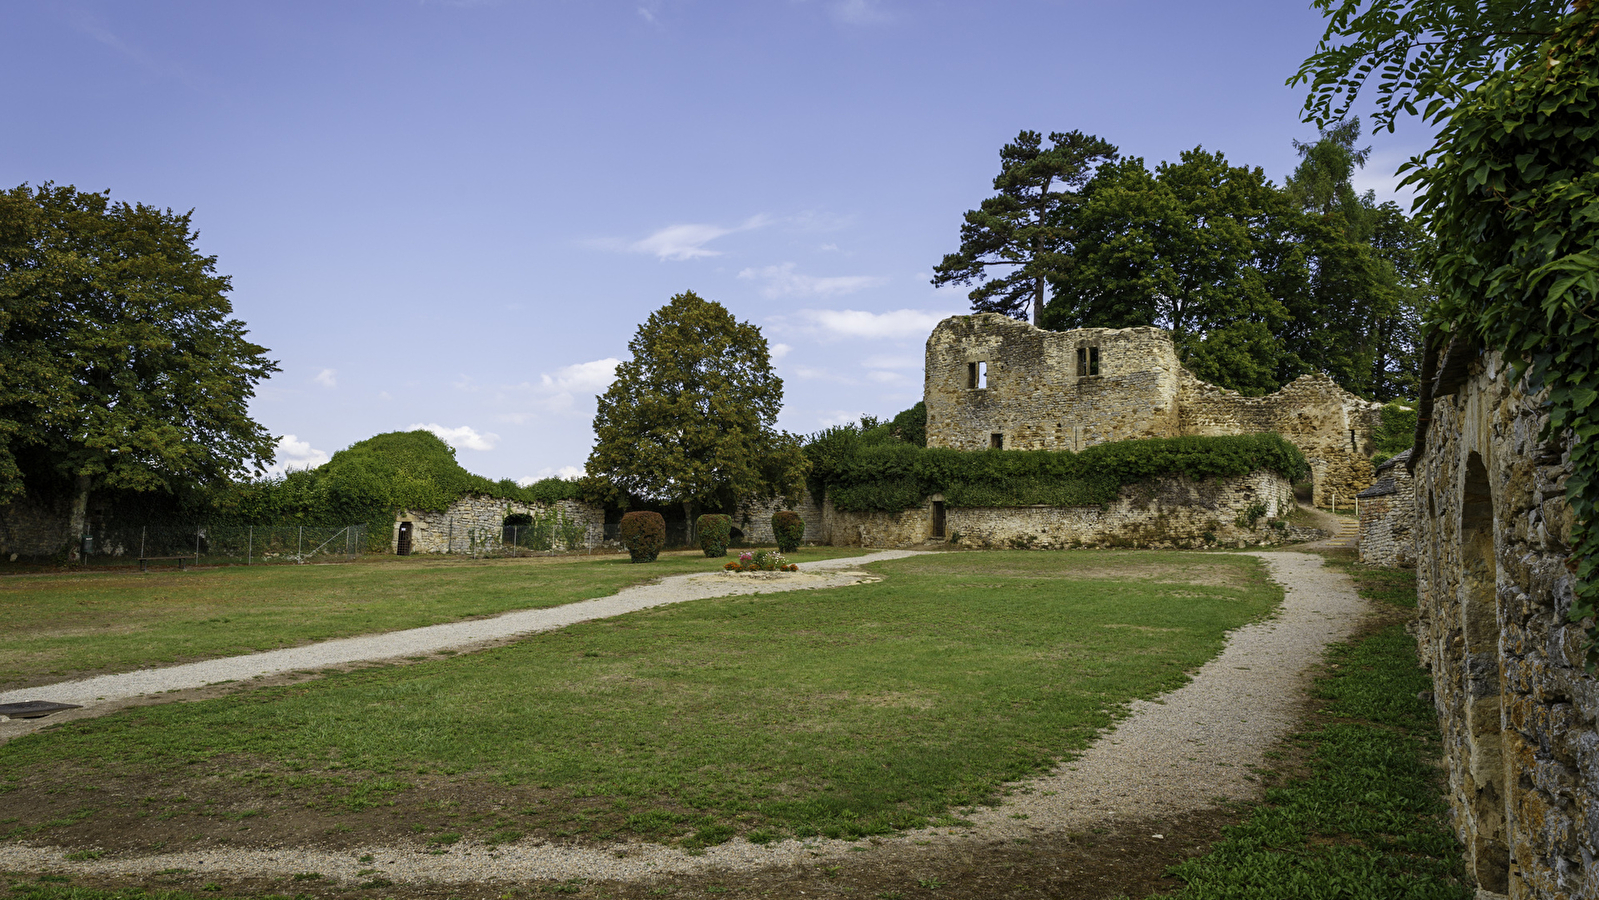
[809,433,1310,513]
[620,511,666,563]
[772,510,805,553]
[696,513,732,558]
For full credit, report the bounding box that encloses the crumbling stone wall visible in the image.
[1357,450,1416,568]
[820,470,1295,550]
[1412,351,1592,899]
[923,313,1382,507]
[734,492,824,545]
[393,495,605,554]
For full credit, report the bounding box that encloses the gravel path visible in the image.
[0,550,927,710]
[0,550,1368,887]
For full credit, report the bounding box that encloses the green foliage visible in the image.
[585,291,808,519]
[888,401,927,447]
[772,509,805,553]
[931,130,1119,324]
[809,433,1309,512]
[619,510,665,563]
[0,182,279,530]
[1371,400,1418,464]
[1291,0,1567,132]
[1399,8,1599,662]
[696,513,732,558]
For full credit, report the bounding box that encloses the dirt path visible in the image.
[0,550,1369,897]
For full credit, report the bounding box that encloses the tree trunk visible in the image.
[683,499,696,546]
[67,473,91,562]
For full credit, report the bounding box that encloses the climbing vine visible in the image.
[1403,8,1599,662]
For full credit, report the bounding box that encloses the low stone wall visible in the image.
[821,470,1297,550]
[1357,450,1416,568]
[393,495,606,554]
[1412,351,1592,898]
[733,492,825,545]
[0,494,73,558]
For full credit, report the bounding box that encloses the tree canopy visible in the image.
[0,183,279,552]
[931,130,1118,325]
[584,291,807,522]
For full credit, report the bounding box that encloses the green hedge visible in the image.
[811,433,1310,512]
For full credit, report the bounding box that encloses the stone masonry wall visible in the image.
[0,494,73,558]
[1412,351,1593,899]
[1357,450,1416,568]
[923,313,1381,508]
[734,491,825,545]
[820,470,1295,550]
[394,495,606,554]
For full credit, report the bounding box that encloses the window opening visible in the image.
[1076,347,1086,376]
[967,362,978,389]
[1089,347,1100,376]
[967,361,988,389]
[990,433,1003,449]
[1077,346,1101,377]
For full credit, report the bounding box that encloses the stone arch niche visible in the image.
[1459,451,1510,894]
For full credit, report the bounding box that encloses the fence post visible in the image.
[140,526,146,562]
[195,531,201,566]
[298,526,303,562]
[248,526,253,565]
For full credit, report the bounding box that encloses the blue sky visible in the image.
[4,1,1434,483]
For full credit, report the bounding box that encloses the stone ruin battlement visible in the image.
[924,313,1383,507]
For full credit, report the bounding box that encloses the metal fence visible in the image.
[82,525,367,567]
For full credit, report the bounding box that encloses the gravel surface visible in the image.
[0,550,926,710]
[0,550,1368,886]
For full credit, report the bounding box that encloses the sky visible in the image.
[3,1,1437,484]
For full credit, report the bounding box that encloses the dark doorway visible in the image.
[990,433,1004,449]
[397,521,413,555]
[931,501,946,539]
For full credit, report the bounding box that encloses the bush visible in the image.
[619,511,666,563]
[696,514,732,558]
[772,510,805,552]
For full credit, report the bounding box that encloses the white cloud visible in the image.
[519,466,584,485]
[770,343,793,360]
[543,358,620,394]
[409,423,500,451]
[314,368,337,388]
[818,410,868,428]
[738,263,886,299]
[829,0,892,26]
[624,214,769,261]
[797,308,959,340]
[497,357,621,421]
[266,434,330,475]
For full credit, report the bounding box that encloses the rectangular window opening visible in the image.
[1089,346,1100,376]
[978,360,988,389]
[967,361,978,389]
[990,433,1004,450]
[1076,347,1087,377]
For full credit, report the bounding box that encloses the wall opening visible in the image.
[931,501,946,539]
[1460,451,1509,894]
[990,433,1004,450]
[1077,345,1101,376]
[967,361,988,389]
[397,521,413,556]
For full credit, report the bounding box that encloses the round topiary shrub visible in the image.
[619,511,666,563]
[772,510,805,553]
[695,513,732,558]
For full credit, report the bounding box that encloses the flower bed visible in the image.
[723,550,798,573]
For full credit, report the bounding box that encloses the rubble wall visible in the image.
[1357,451,1417,568]
[393,495,606,553]
[1412,351,1592,899]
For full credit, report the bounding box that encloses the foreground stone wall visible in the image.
[394,495,606,553]
[1412,351,1592,899]
[1357,450,1416,568]
[820,470,1295,550]
[923,314,1382,507]
[734,492,825,545]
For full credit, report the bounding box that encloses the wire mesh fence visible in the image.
[82,525,367,567]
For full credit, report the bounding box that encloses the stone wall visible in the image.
[820,470,1296,550]
[1357,449,1416,568]
[923,313,1382,507]
[733,491,825,545]
[0,494,73,558]
[1412,351,1593,899]
[393,495,606,554]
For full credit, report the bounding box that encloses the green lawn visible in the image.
[0,550,1280,849]
[0,548,868,689]
[1156,559,1471,899]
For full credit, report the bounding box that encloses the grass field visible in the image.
[0,548,867,689]
[0,550,1279,853]
[1156,556,1471,899]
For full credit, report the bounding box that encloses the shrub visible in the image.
[696,513,732,558]
[772,510,805,552]
[619,511,666,563]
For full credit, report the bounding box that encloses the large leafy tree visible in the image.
[585,291,806,527]
[0,183,279,555]
[931,130,1118,325]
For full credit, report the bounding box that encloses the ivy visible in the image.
[809,433,1309,513]
[1402,8,1599,662]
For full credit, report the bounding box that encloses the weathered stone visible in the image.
[393,496,606,554]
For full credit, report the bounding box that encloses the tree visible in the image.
[931,130,1118,325]
[584,291,807,528]
[0,183,279,556]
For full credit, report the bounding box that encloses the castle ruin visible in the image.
[923,313,1384,507]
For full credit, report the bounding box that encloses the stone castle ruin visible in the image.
[924,314,1383,508]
